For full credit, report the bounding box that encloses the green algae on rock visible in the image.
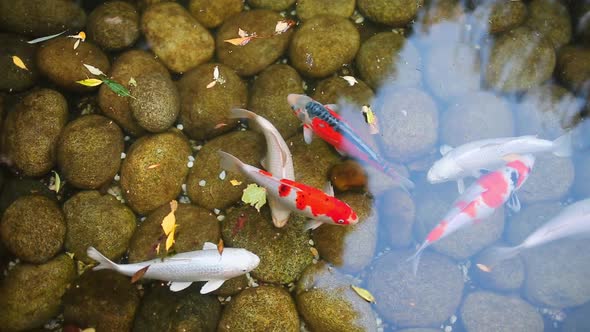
[178,63,247,140]
[57,114,124,189]
[87,1,140,51]
[128,202,220,263]
[472,0,527,34]
[141,2,214,73]
[556,46,590,93]
[525,0,571,50]
[0,254,76,331]
[296,261,377,332]
[296,0,355,21]
[129,72,179,133]
[64,190,136,263]
[247,0,295,11]
[1,88,68,177]
[120,130,191,214]
[219,285,299,332]
[0,0,86,36]
[289,15,359,78]
[222,205,313,284]
[213,274,249,297]
[0,195,65,263]
[312,76,374,106]
[188,0,243,28]
[357,0,423,27]
[287,133,341,190]
[63,270,140,332]
[0,177,56,214]
[0,34,39,92]
[133,283,221,332]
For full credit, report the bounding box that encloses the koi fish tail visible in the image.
[476,245,523,270]
[407,241,429,276]
[218,150,243,173]
[87,246,118,271]
[552,132,572,157]
[383,163,415,191]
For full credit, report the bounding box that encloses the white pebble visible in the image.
[199,180,206,187]
[444,326,452,332]
[181,184,187,192]
[188,155,195,161]
[120,152,126,159]
[187,161,194,168]
[114,174,120,181]
[217,215,225,221]
[213,208,220,215]
[450,315,457,324]
[219,170,226,180]
[124,136,130,141]
[308,239,314,246]
[176,124,184,130]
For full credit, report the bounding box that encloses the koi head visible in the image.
[427,157,462,183]
[328,198,359,226]
[287,94,313,125]
[223,248,260,278]
[505,154,535,189]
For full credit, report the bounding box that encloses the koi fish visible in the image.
[87,242,259,294]
[477,197,590,270]
[229,108,295,228]
[218,150,358,230]
[409,154,535,275]
[428,133,571,195]
[287,94,414,191]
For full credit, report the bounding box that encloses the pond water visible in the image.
[0,0,589,331]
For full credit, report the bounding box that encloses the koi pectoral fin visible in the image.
[303,126,314,144]
[507,193,521,213]
[200,279,226,294]
[169,281,193,292]
[304,219,323,231]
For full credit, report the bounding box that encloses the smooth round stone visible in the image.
[287,133,341,190]
[441,91,514,147]
[290,15,359,78]
[573,154,590,197]
[461,291,543,332]
[57,115,124,189]
[485,27,555,92]
[98,50,170,136]
[1,89,68,177]
[142,2,214,73]
[248,64,304,140]
[356,31,421,90]
[415,0,466,47]
[0,0,85,36]
[188,0,243,28]
[506,201,562,246]
[312,76,374,105]
[374,87,438,162]
[425,43,480,101]
[471,245,525,291]
[87,1,140,50]
[0,195,65,263]
[557,46,590,93]
[217,10,292,76]
[37,37,110,92]
[357,0,424,27]
[312,192,377,273]
[218,285,299,331]
[367,250,464,327]
[296,0,355,20]
[247,0,295,10]
[0,177,56,214]
[0,34,38,92]
[472,0,527,34]
[379,188,415,248]
[329,160,368,192]
[518,153,574,204]
[129,71,179,133]
[525,0,571,49]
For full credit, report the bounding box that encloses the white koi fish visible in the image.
[87,242,259,294]
[428,133,571,195]
[229,108,295,228]
[409,154,535,274]
[477,197,590,270]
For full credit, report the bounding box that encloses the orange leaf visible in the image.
[131,265,150,283]
[217,238,224,255]
[224,36,254,46]
[12,56,28,70]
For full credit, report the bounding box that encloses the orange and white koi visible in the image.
[218,151,358,230]
[408,154,535,274]
[287,94,414,191]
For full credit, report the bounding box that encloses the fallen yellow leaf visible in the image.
[165,224,176,251]
[310,247,319,258]
[12,55,28,70]
[351,285,376,303]
[224,36,255,46]
[161,200,179,251]
[76,78,104,87]
[230,179,242,186]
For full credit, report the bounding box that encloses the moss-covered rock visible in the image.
[556,46,590,93]
[247,0,295,11]
[472,0,527,34]
[63,270,140,332]
[0,195,65,263]
[57,114,124,189]
[425,43,480,101]
[129,72,179,133]
[120,130,191,214]
[525,0,571,50]
[357,0,423,26]
[287,133,341,190]
[64,190,136,263]
[87,1,140,51]
[312,76,374,106]
[0,33,39,92]
[0,254,76,331]
[296,0,355,21]
[141,2,214,73]
[290,15,359,78]
[0,0,86,36]
[0,176,56,214]
[1,89,68,177]
[471,244,525,291]
[188,0,243,28]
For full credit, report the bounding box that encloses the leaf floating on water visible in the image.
[51,170,62,193]
[66,251,75,259]
[131,265,150,283]
[217,238,224,255]
[341,76,358,86]
[77,260,93,276]
[274,19,295,35]
[147,163,160,170]
[213,65,220,80]
[27,30,66,44]
[351,285,376,303]
[73,39,81,50]
[230,179,242,186]
[206,80,217,89]
[11,56,28,70]
[102,78,136,99]
[241,184,267,212]
[361,105,379,135]
[161,200,179,251]
[476,263,492,273]
[76,78,104,87]
[224,36,255,46]
[128,77,137,87]
[83,63,105,76]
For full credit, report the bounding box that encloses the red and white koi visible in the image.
[408,154,535,274]
[287,94,414,191]
[218,151,358,230]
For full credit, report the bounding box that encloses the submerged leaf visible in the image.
[73,39,81,50]
[241,184,267,212]
[27,30,66,44]
[230,179,242,186]
[83,63,105,76]
[224,36,255,46]
[217,238,224,255]
[476,263,492,273]
[51,170,62,193]
[351,285,376,303]
[76,78,103,87]
[102,78,135,99]
[161,200,179,251]
[274,19,295,35]
[128,77,137,87]
[341,76,358,86]
[11,56,28,70]
[206,80,217,89]
[131,265,150,283]
[361,105,379,135]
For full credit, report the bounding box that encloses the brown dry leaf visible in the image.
[217,238,224,255]
[476,263,492,273]
[11,56,28,70]
[351,285,376,303]
[224,36,255,46]
[131,265,150,283]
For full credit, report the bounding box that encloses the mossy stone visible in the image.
[0,254,76,331]
[287,133,341,190]
[290,15,359,78]
[57,114,124,189]
[187,130,265,211]
[0,34,38,92]
[178,63,247,140]
[217,10,292,76]
[1,195,65,263]
[517,153,574,204]
[128,202,220,263]
[425,44,481,101]
[557,46,590,93]
[63,270,140,332]
[1,89,68,177]
[219,285,299,331]
[188,0,243,28]
[525,0,571,50]
[296,0,355,21]
[37,37,110,92]
[0,177,56,214]
[129,72,179,133]
[64,190,136,263]
[247,0,295,11]
[312,76,374,105]
[473,0,527,34]
[357,0,423,26]
[120,130,191,214]
[141,2,214,73]
[87,1,140,51]
[0,0,85,36]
